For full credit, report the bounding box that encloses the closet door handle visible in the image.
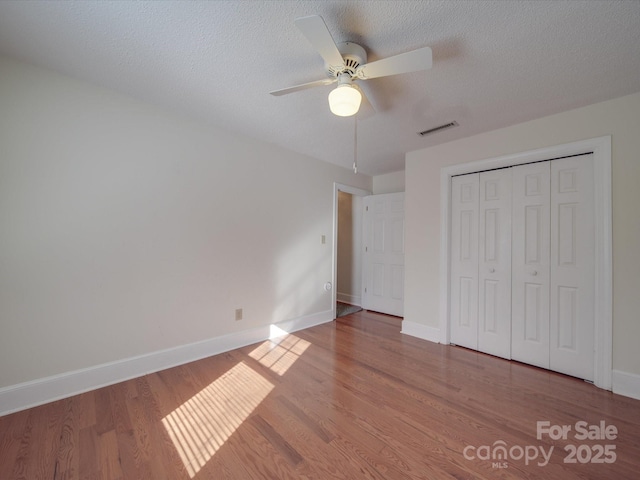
[489,268,495,273]
[531,270,538,276]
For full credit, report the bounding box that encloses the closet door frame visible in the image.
[439,136,612,390]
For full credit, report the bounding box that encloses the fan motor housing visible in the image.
[325,42,367,78]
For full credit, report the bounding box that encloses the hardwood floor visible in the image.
[1,310,639,479]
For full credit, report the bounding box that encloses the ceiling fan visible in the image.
[270,15,433,117]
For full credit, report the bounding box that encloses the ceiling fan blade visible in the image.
[355,46,432,80]
[269,78,337,96]
[295,15,345,70]
[352,83,376,117]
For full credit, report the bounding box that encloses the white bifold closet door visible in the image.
[450,174,479,350]
[477,169,512,359]
[511,161,551,368]
[450,170,511,359]
[549,156,594,380]
[450,155,595,380]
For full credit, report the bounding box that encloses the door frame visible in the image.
[332,183,371,319]
[439,136,612,390]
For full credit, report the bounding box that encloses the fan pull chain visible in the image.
[353,115,358,174]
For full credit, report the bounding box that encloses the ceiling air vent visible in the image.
[418,121,458,137]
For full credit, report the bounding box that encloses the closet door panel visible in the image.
[478,169,512,359]
[550,156,595,380]
[512,162,551,368]
[450,174,479,350]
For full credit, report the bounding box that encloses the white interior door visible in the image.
[550,155,595,380]
[478,169,512,359]
[511,161,551,369]
[450,174,479,350]
[362,193,405,317]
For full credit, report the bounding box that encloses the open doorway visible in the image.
[332,183,370,319]
[337,191,363,317]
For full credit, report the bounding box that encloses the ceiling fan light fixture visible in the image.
[328,83,361,117]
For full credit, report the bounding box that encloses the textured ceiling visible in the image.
[0,1,639,176]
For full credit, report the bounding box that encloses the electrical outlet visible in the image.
[235,308,243,321]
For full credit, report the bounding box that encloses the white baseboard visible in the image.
[0,310,333,417]
[612,370,640,401]
[337,292,361,306]
[401,320,441,343]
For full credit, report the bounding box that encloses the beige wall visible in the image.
[373,170,405,194]
[0,56,371,388]
[405,92,640,376]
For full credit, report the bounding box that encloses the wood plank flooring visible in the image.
[1,310,639,479]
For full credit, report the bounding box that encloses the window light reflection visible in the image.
[249,333,310,376]
[161,361,274,478]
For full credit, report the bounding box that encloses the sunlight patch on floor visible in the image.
[249,332,311,376]
[161,361,274,478]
